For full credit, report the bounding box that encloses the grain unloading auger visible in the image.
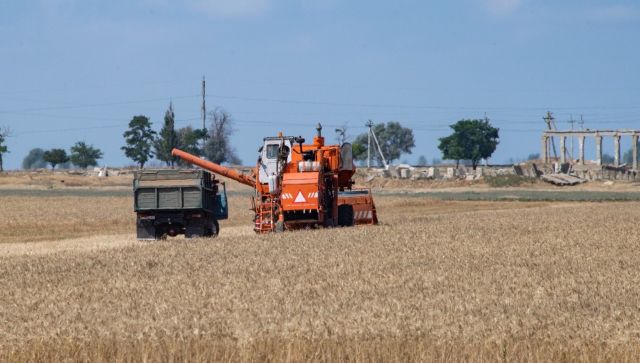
[171,124,378,233]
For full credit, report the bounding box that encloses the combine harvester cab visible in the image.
[171,124,377,233]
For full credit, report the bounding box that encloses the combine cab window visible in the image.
[266,144,279,159]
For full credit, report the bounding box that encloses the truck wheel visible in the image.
[207,221,220,237]
[185,222,205,239]
[137,225,157,240]
[200,220,219,238]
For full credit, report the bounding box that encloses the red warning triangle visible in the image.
[294,191,307,203]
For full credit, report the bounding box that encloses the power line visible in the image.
[6,122,544,137]
[0,79,195,97]
[4,109,638,135]
[0,95,199,114]
[13,117,201,136]
[206,93,640,111]
[14,123,126,136]
[6,117,623,137]
[4,109,637,126]
[2,91,638,121]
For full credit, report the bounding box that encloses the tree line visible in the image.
[123,111,500,169]
[351,121,416,165]
[1,112,506,172]
[121,103,240,169]
[12,102,241,171]
[11,110,640,171]
[349,118,500,169]
[22,142,103,170]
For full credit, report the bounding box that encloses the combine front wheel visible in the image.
[275,220,284,233]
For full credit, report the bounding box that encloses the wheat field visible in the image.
[1,188,640,361]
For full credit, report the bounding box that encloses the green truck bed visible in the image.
[133,169,227,218]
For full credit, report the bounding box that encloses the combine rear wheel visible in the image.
[338,205,354,227]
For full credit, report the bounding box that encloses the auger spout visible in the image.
[171,148,256,188]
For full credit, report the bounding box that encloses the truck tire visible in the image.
[185,222,205,239]
[206,220,220,237]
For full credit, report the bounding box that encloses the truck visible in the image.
[133,169,228,240]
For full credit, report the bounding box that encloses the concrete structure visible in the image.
[542,130,640,169]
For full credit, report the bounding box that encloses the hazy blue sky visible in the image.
[1,0,639,169]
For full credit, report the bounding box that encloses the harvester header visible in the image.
[171,123,378,233]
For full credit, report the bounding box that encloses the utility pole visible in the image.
[543,111,558,160]
[569,114,575,161]
[366,120,373,168]
[579,115,584,130]
[365,120,389,170]
[201,76,207,153]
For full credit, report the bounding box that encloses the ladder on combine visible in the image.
[254,197,277,233]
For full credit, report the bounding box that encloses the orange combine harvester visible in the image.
[172,124,378,233]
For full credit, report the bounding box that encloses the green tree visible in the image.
[43,148,70,170]
[352,121,415,165]
[154,102,179,167]
[352,142,366,162]
[437,135,465,167]
[438,119,499,169]
[175,126,207,166]
[70,142,103,169]
[22,148,47,169]
[0,127,10,172]
[417,155,428,166]
[122,115,156,169]
[204,108,241,165]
